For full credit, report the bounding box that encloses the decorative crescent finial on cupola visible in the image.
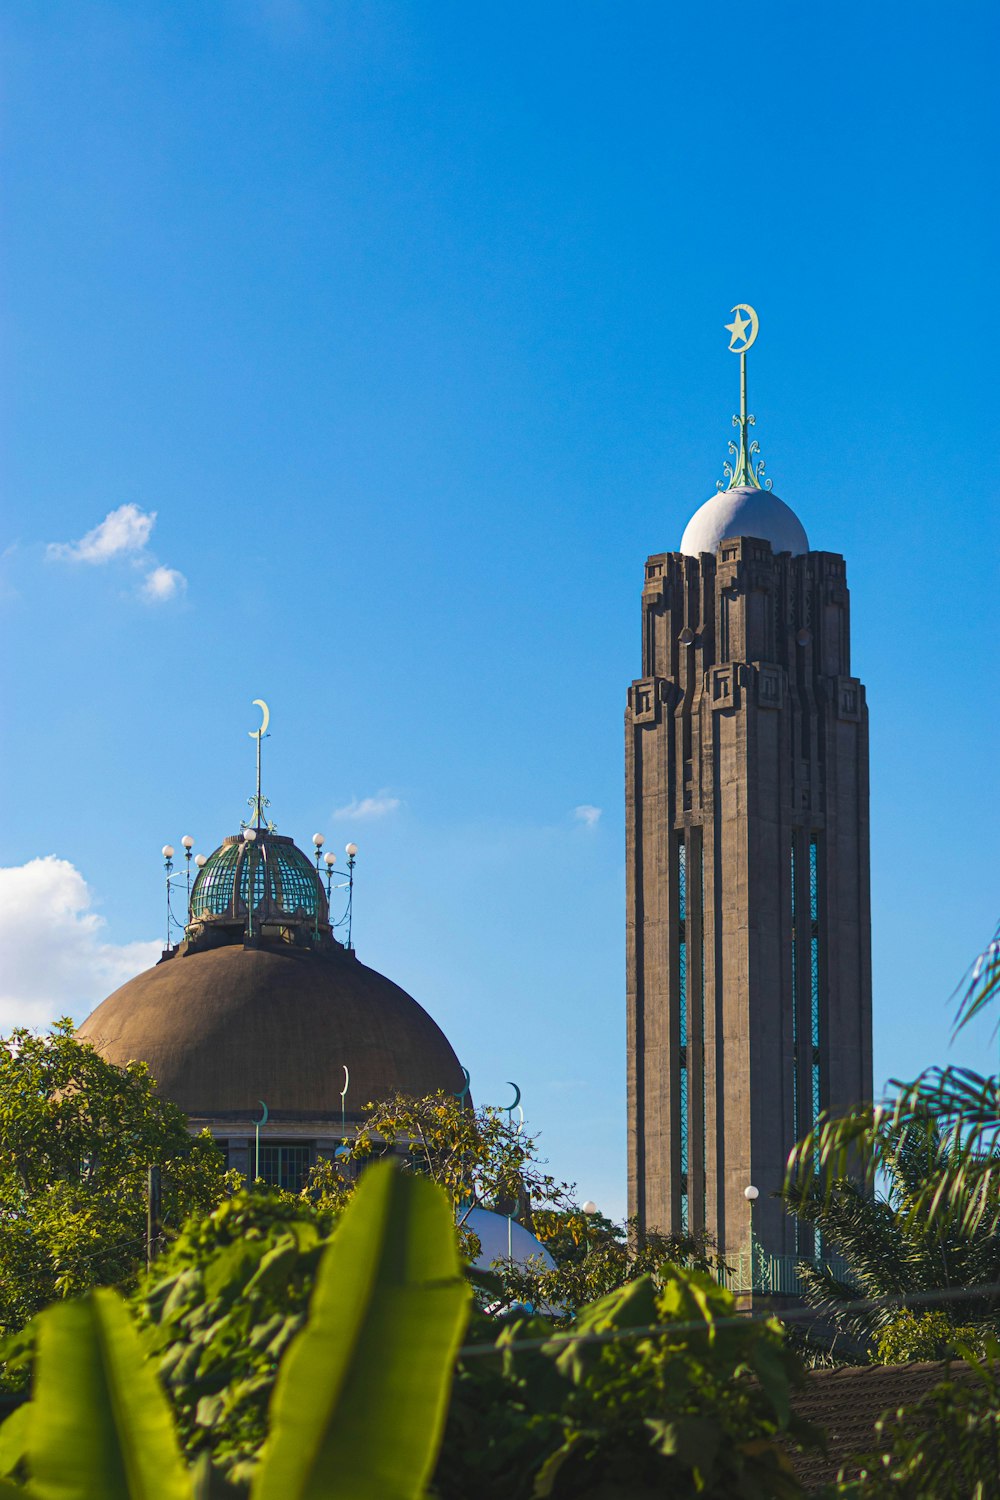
[243,698,276,833]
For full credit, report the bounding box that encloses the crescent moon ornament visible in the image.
[454,1066,471,1103]
[725,303,759,354]
[254,1099,269,1126]
[504,1082,522,1113]
[340,1065,350,1101]
[249,699,270,739]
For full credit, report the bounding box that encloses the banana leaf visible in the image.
[252,1160,469,1500]
[27,1288,192,1500]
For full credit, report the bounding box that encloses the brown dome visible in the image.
[77,944,464,1122]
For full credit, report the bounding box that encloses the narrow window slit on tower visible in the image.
[696,835,706,1211]
[790,837,798,1139]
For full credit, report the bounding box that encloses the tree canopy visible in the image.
[0,1020,231,1333]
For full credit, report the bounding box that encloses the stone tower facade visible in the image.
[625,528,872,1261]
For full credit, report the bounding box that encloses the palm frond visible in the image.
[786,1069,1000,1237]
[954,918,1000,1036]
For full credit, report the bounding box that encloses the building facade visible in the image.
[625,314,872,1262]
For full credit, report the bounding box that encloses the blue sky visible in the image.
[1,2,997,1219]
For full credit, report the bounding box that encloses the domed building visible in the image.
[78,752,465,1190]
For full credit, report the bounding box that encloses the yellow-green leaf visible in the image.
[252,1161,469,1500]
[28,1289,192,1500]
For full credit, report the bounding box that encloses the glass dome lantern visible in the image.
[189,831,329,929]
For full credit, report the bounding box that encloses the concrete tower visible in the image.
[625,307,872,1263]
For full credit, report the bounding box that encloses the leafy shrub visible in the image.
[875,1310,991,1366]
[435,1268,819,1499]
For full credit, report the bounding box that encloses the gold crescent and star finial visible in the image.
[249,699,270,739]
[725,303,759,354]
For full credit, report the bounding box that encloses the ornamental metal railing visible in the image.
[715,1247,853,1297]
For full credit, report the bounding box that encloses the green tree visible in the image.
[785,1115,1000,1357]
[782,925,1000,1487]
[0,1020,231,1334]
[787,922,1000,1245]
[342,1091,572,1224]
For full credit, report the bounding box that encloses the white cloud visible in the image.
[141,565,187,604]
[47,504,156,564]
[0,857,160,1031]
[333,792,402,821]
[46,505,188,605]
[574,805,602,829]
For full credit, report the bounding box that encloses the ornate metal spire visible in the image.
[243,698,276,833]
[717,303,772,492]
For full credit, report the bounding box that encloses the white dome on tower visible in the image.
[679,485,809,558]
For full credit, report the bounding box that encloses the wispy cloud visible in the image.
[141,565,187,604]
[333,791,402,822]
[46,503,188,605]
[0,857,160,1029]
[47,503,156,564]
[573,805,602,829]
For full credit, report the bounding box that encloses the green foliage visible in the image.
[492,1205,724,1322]
[780,928,1000,1486]
[874,1311,991,1366]
[0,1163,468,1500]
[786,1116,1000,1349]
[784,928,1000,1357]
[833,1342,1000,1498]
[435,1268,819,1499]
[346,1091,571,1223]
[135,1189,335,1484]
[0,1021,233,1334]
[254,1160,469,1500]
[788,1071,1000,1244]
[952,920,1000,1038]
[788,923,1000,1246]
[28,1289,192,1500]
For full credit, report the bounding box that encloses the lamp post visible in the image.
[582,1199,598,1257]
[344,844,358,948]
[161,846,174,950]
[162,840,207,951]
[312,834,325,940]
[744,1184,760,1294]
[243,827,258,940]
[181,835,194,906]
[315,844,358,949]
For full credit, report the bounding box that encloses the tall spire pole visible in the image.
[255,730,262,829]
